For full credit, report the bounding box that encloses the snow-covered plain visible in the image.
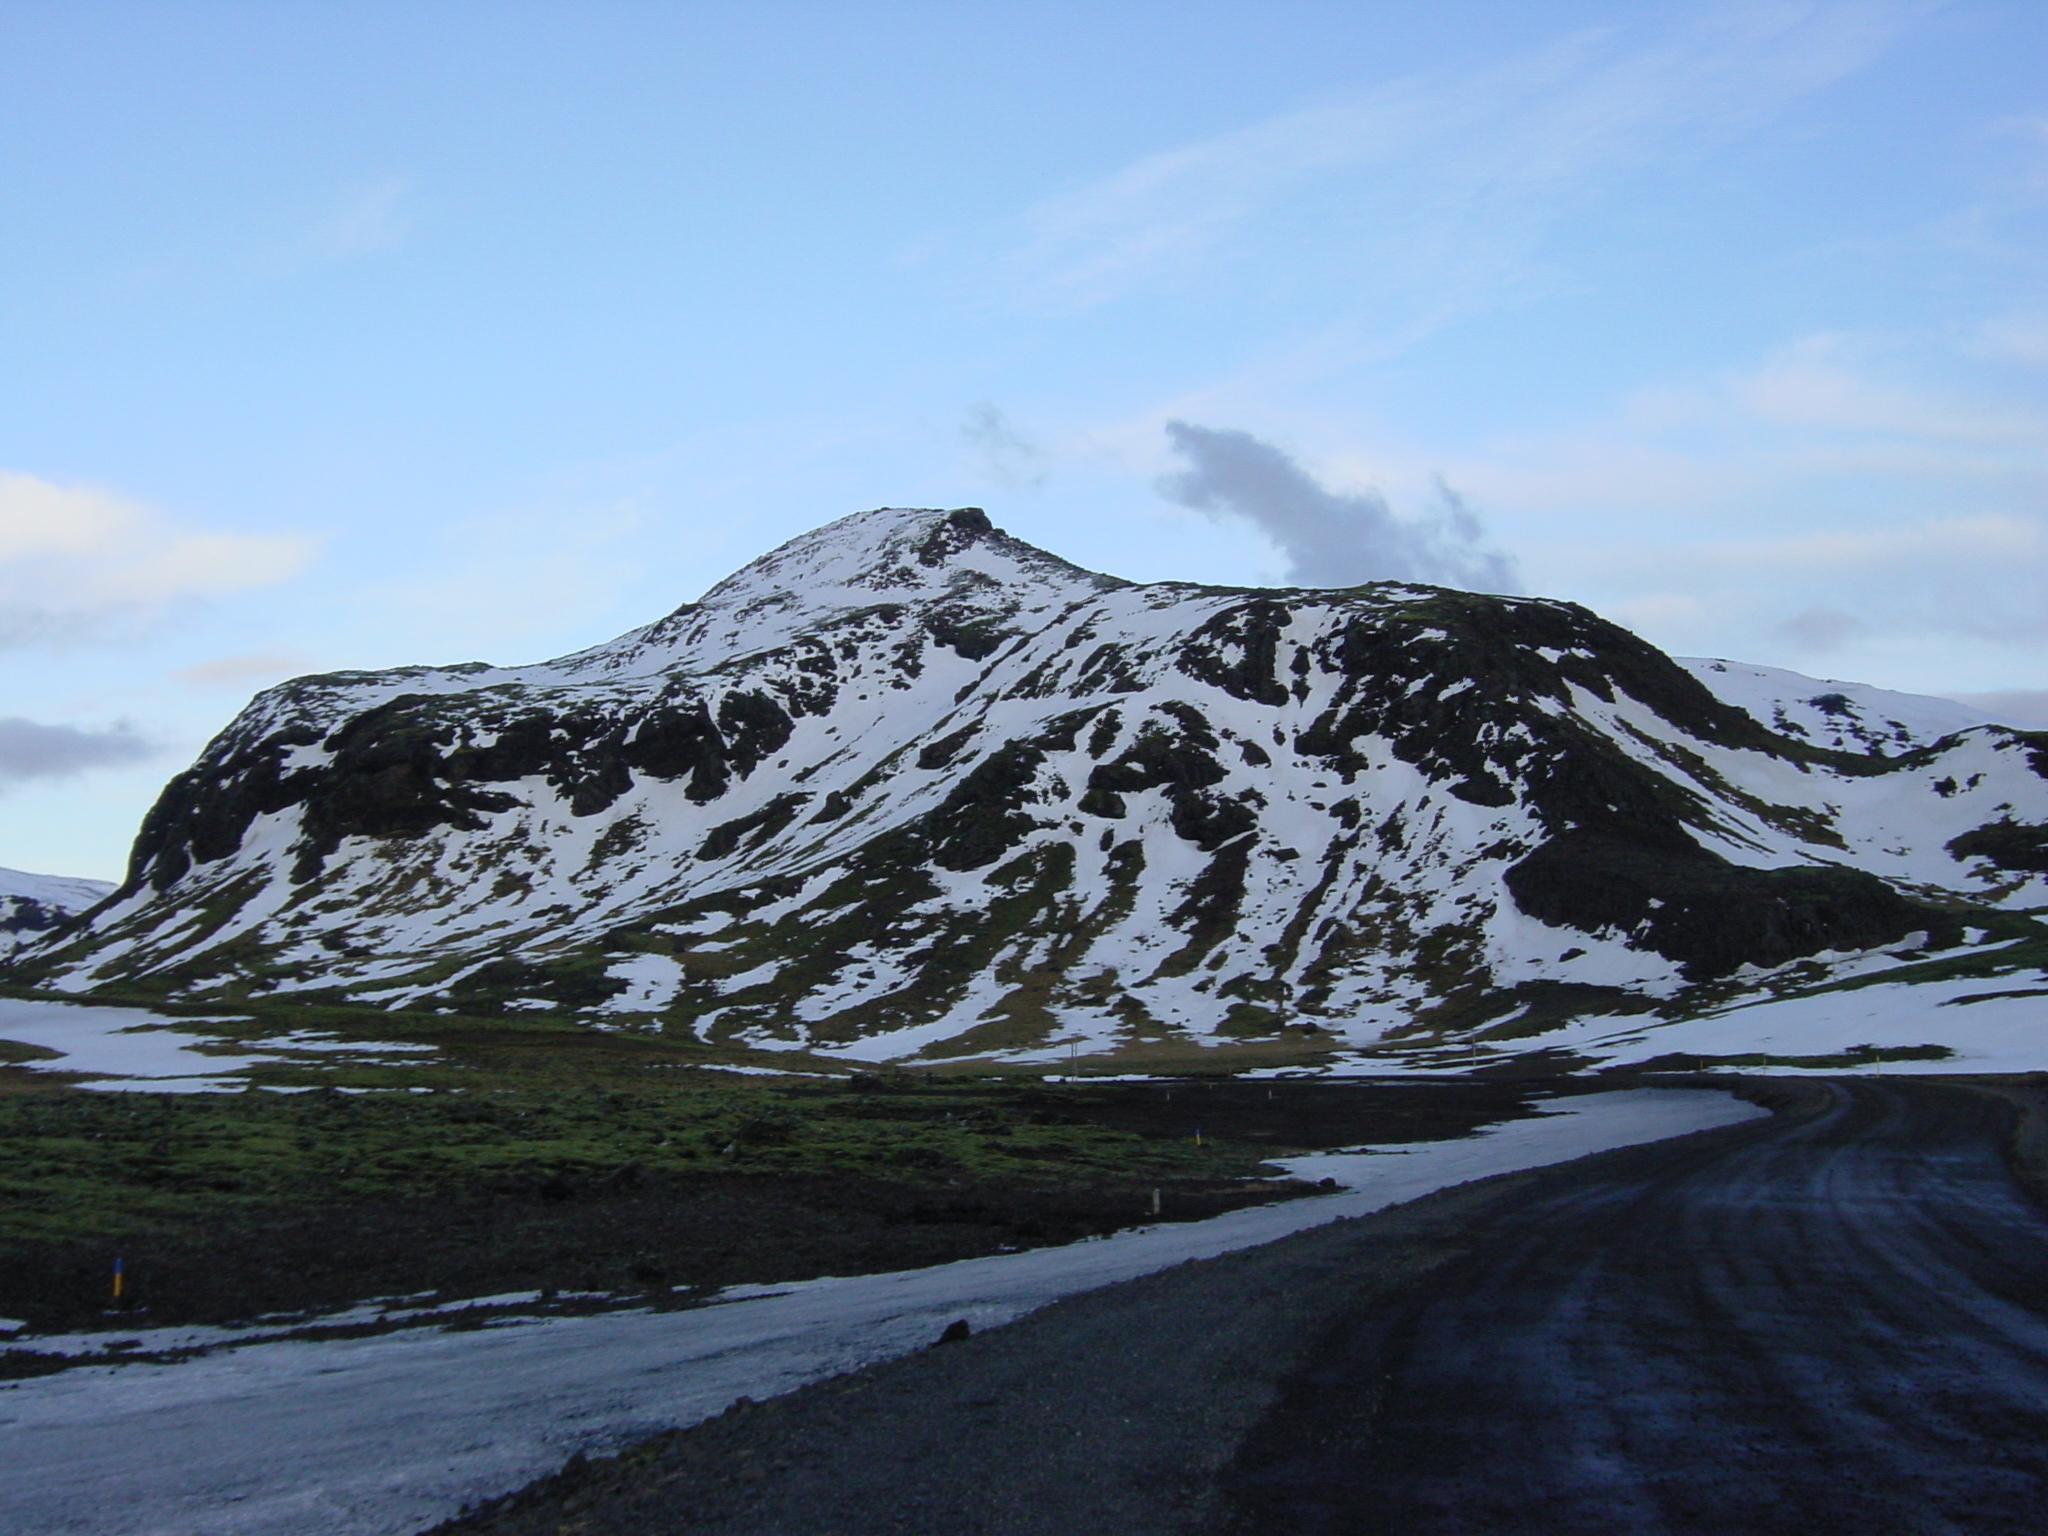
[0,998,437,1091]
[0,1086,1763,1536]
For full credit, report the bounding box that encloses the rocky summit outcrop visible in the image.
[11,507,2047,1061]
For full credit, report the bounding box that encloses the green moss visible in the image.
[1216,1002,1286,1037]
[0,1072,1287,1250]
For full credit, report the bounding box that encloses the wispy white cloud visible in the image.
[1735,333,2048,443]
[996,1,1929,318]
[254,176,412,276]
[1230,313,2048,684]
[1991,112,2048,201]
[173,648,316,690]
[960,403,1050,490]
[1580,509,2043,599]
[1972,309,2048,370]
[1428,317,2048,519]
[307,175,410,262]
[1532,497,2048,666]
[0,472,316,648]
[364,501,647,663]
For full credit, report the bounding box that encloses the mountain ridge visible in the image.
[11,506,2046,1066]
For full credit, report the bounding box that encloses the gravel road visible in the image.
[441,1078,2048,1535]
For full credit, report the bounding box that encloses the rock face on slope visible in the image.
[12,507,2047,1061]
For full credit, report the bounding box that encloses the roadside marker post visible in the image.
[111,1256,123,1303]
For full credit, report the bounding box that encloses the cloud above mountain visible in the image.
[1157,422,1518,592]
[960,403,1050,490]
[998,2,1919,321]
[0,718,154,786]
[0,471,315,649]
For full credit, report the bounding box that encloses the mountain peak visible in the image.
[701,505,999,603]
[588,506,1125,679]
[698,503,1119,611]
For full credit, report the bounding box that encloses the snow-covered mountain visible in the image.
[0,867,115,959]
[10,507,2046,1064]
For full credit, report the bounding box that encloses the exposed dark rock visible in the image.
[1178,600,1294,707]
[699,795,814,862]
[1505,832,1962,980]
[1949,820,2048,875]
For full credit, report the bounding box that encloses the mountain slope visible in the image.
[11,507,2046,1064]
[1,867,116,959]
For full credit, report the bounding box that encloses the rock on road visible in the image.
[444,1078,2048,1535]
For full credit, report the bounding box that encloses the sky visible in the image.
[3,0,2046,881]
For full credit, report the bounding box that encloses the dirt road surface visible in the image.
[443,1078,2048,1535]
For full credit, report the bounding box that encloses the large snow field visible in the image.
[0,998,438,1091]
[1533,977,2048,1074]
[0,1087,1764,1536]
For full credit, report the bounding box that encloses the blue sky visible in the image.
[4,0,2046,880]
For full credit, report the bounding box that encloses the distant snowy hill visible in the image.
[10,507,2046,1067]
[1675,658,2012,752]
[0,867,114,958]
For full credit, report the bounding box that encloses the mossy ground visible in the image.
[0,1072,1286,1250]
[0,992,1574,1332]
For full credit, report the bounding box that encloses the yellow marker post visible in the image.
[111,1256,123,1302]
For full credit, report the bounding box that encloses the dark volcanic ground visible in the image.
[436,1078,2048,1536]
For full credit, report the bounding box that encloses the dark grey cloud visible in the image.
[961,403,1050,490]
[0,718,154,785]
[1775,606,1866,652]
[0,603,148,651]
[1157,422,1518,591]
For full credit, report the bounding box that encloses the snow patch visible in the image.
[0,999,438,1088]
